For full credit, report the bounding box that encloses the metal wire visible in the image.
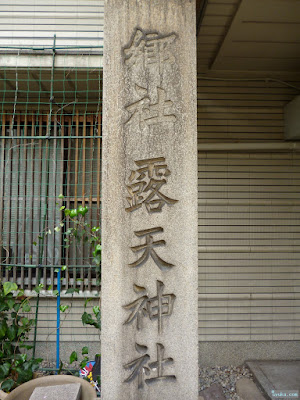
[0,44,102,294]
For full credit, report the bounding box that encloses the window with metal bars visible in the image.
[0,60,102,294]
[0,112,101,293]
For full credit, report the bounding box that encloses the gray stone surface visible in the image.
[247,361,300,399]
[198,341,300,366]
[236,377,266,400]
[0,390,8,399]
[199,383,226,400]
[29,383,81,400]
[101,0,198,399]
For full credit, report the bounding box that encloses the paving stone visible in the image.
[29,383,81,400]
[236,377,266,400]
[199,383,226,400]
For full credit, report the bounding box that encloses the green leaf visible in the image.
[53,290,59,296]
[60,206,65,211]
[0,363,10,379]
[58,193,64,199]
[59,305,69,313]
[0,320,8,340]
[93,306,100,316]
[81,346,89,355]
[93,255,101,265]
[17,353,27,363]
[7,299,15,310]
[65,288,79,294]
[16,289,24,297]
[81,312,94,326]
[58,360,63,375]
[7,325,17,341]
[3,282,18,296]
[61,265,67,271]
[54,226,61,232]
[69,351,78,364]
[15,367,32,384]
[1,379,15,392]
[21,317,29,326]
[33,241,37,246]
[84,298,93,308]
[19,344,33,350]
[80,357,89,369]
[22,302,31,312]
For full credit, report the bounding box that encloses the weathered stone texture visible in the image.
[102,1,198,399]
[29,383,81,400]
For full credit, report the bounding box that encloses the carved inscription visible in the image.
[123,28,177,73]
[124,342,176,390]
[129,227,174,271]
[125,86,177,130]
[123,280,176,333]
[125,157,178,213]
[122,27,179,390]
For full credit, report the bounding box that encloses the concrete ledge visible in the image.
[246,360,300,400]
[199,341,300,367]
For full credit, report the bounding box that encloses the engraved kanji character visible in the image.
[124,343,176,389]
[123,343,150,390]
[129,227,174,271]
[147,280,175,334]
[123,29,177,72]
[144,33,177,71]
[125,157,178,213]
[123,281,176,333]
[125,86,176,130]
[123,29,145,67]
[144,87,176,126]
[123,284,149,330]
[146,343,176,385]
[125,85,150,129]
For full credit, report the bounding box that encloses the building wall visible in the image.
[0,0,104,49]
[197,76,300,364]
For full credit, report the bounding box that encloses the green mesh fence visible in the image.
[0,44,102,293]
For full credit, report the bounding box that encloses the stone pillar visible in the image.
[101,1,198,399]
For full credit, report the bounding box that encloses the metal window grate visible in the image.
[0,47,102,293]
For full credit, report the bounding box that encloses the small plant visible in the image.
[60,298,101,371]
[56,194,101,286]
[0,281,42,392]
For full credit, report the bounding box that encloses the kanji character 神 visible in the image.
[123,280,176,333]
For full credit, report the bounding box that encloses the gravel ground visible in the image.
[40,361,253,399]
[199,364,254,400]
